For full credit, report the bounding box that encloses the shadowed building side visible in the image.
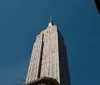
[58,29,71,85]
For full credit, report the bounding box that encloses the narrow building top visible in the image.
[48,17,54,27]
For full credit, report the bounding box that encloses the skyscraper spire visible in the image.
[49,16,52,22]
[48,17,54,27]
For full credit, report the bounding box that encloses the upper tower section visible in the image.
[48,17,54,28]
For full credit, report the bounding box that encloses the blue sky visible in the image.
[0,0,100,85]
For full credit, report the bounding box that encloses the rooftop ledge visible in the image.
[24,77,60,85]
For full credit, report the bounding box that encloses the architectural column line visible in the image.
[37,34,44,78]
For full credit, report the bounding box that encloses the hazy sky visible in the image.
[0,0,100,85]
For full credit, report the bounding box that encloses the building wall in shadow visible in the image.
[58,29,71,85]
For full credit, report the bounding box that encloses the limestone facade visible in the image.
[25,24,60,84]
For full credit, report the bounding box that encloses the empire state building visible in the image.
[25,18,71,85]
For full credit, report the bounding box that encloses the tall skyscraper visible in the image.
[25,18,71,85]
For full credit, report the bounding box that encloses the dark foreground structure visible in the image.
[24,77,60,85]
[94,0,100,14]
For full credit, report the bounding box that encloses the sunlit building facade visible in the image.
[25,19,71,85]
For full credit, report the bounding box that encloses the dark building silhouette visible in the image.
[94,0,100,14]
